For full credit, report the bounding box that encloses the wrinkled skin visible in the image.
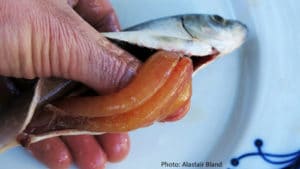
[0,0,140,93]
[0,0,189,169]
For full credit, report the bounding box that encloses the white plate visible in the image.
[1,0,300,169]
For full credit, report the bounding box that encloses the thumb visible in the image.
[0,0,141,93]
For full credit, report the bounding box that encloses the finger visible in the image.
[0,0,140,94]
[61,1,139,93]
[62,135,107,169]
[96,133,130,162]
[28,137,72,169]
[74,0,121,32]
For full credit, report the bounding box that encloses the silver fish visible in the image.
[103,14,247,57]
[0,14,248,152]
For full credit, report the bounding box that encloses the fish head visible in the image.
[183,14,248,56]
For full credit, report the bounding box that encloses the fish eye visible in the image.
[211,15,226,25]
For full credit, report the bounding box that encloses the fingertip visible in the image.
[74,0,121,32]
[28,137,72,169]
[97,133,130,163]
[62,135,107,169]
[94,11,120,32]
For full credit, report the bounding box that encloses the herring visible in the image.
[102,14,248,57]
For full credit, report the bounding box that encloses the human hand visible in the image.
[0,0,187,169]
[0,0,140,93]
[1,0,135,168]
